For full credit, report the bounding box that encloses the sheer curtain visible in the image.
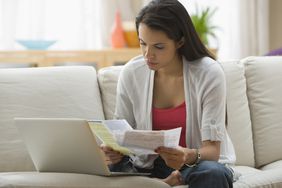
[178,0,269,60]
[0,0,102,50]
[0,0,269,56]
[0,0,144,50]
[239,0,269,58]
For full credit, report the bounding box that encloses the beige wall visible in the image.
[269,0,282,51]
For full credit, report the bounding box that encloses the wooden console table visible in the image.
[0,48,141,69]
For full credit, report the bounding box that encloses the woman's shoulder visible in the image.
[188,56,217,68]
[121,55,149,76]
[187,56,224,75]
[123,55,147,70]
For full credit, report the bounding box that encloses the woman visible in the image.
[101,0,236,187]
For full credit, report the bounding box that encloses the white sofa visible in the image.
[0,56,281,188]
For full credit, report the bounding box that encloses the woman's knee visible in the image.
[197,161,232,178]
[183,161,233,188]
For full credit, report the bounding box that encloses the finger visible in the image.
[103,149,119,154]
[105,158,115,165]
[106,155,120,161]
[111,158,122,164]
[158,152,170,163]
[106,155,123,165]
[158,150,182,160]
[157,146,181,155]
[107,153,123,159]
[105,153,122,159]
[159,157,183,170]
[159,153,182,163]
[101,145,113,152]
[159,152,185,168]
[163,159,182,170]
[102,147,123,156]
[109,155,123,162]
[100,143,106,147]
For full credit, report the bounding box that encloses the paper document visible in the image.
[88,119,182,156]
[88,121,133,155]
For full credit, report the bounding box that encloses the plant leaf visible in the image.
[191,5,218,46]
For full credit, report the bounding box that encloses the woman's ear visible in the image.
[177,37,185,48]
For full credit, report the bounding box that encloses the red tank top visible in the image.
[152,102,186,147]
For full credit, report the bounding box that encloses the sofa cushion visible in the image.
[220,61,255,167]
[243,56,282,168]
[98,66,123,119]
[260,160,282,171]
[0,66,104,172]
[176,166,282,188]
[233,166,282,188]
[0,172,170,188]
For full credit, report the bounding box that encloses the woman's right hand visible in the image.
[100,145,124,165]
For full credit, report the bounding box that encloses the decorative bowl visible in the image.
[16,40,57,50]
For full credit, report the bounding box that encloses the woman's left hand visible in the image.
[155,146,195,170]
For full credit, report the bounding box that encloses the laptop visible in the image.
[14,118,150,176]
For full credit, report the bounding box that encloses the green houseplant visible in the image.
[191,6,218,47]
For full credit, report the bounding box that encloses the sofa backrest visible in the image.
[97,61,256,166]
[220,61,255,167]
[0,66,104,172]
[242,56,282,168]
[98,66,122,119]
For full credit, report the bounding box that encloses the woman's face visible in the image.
[138,23,181,71]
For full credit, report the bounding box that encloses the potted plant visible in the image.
[191,6,218,54]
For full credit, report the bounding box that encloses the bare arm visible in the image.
[156,140,220,170]
[199,140,220,161]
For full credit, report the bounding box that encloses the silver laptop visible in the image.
[14,118,150,176]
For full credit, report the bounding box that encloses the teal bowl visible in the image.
[16,40,57,50]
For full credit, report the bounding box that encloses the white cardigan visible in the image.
[115,55,236,167]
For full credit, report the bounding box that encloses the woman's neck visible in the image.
[156,55,183,78]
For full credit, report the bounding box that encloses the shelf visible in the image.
[0,48,142,69]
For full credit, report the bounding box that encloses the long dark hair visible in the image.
[135,0,215,61]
